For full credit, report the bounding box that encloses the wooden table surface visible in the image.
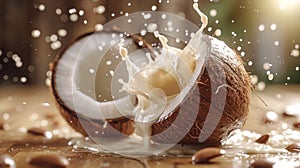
[1,84,300,168]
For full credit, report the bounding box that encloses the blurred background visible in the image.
[0,0,300,88]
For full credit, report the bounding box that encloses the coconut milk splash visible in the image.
[117,2,208,149]
[71,3,209,156]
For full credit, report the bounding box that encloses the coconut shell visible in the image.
[151,35,251,145]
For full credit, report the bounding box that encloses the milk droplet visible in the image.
[3,57,8,63]
[109,70,114,76]
[143,13,151,20]
[291,49,299,57]
[45,79,51,87]
[263,62,271,70]
[296,66,299,71]
[268,74,274,80]
[12,54,20,61]
[274,41,280,46]
[215,29,222,36]
[257,81,266,91]
[45,36,51,43]
[250,75,258,85]
[106,61,112,65]
[38,4,46,11]
[3,75,8,80]
[147,23,158,32]
[295,44,299,49]
[79,10,84,16]
[15,61,23,68]
[258,24,265,32]
[140,30,147,36]
[31,30,41,38]
[98,46,103,51]
[138,41,144,46]
[46,70,52,77]
[209,9,217,17]
[56,8,62,15]
[68,8,76,14]
[127,3,131,6]
[161,14,167,19]
[240,51,245,57]
[50,34,58,42]
[270,23,277,31]
[20,77,27,83]
[58,29,67,37]
[89,69,95,74]
[151,5,157,11]
[42,102,50,107]
[265,111,279,122]
[95,5,105,14]
[95,24,104,31]
[3,113,10,120]
[69,14,78,22]
[50,41,62,50]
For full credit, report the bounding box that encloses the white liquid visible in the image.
[116,3,209,149]
[69,136,202,157]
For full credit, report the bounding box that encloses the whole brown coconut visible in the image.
[50,31,251,145]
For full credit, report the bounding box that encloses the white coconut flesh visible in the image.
[54,32,144,120]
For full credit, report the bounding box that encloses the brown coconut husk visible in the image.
[151,35,251,145]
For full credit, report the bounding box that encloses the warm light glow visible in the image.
[278,0,300,11]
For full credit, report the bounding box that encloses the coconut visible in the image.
[50,5,251,145]
[50,31,250,145]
